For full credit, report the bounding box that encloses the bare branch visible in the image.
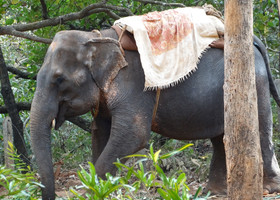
[0,2,108,33]
[7,65,37,80]
[134,0,185,7]
[104,9,121,19]
[0,1,122,44]
[40,0,49,19]
[104,4,134,16]
[0,102,91,133]
[67,117,92,133]
[0,102,31,113]
[0,27,52,44]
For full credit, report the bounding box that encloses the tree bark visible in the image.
[277,0,280,132]
[224,0,263,199]
[0,46,30,167]
[3,117,14,169]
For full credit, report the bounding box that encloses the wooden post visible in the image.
[224,0,263,199]
[3,116,14,169]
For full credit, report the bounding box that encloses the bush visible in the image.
[70,143,210,200]
[0,142,42,199]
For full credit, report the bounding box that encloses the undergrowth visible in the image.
[1,141,210,199]
[0,142,42,199]
[70,143,211,200]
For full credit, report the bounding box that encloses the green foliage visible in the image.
[0,142,42,199]
[71,143,210,200]
[70,162,127,200]
[51,121,92,168]
[2,0,280,198]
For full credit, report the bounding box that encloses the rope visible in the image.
[203,3,224,23]
[117,25,127,56]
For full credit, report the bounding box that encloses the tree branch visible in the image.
[7,65,37,80]
[0,0,188,43]
[0,0,143,43]
[0,102,92,133]
[134,0,185,7]
[0,45,29,166]
[0,27,52,44]
[0,2,108,33]
[40,0,49,19]
[0,102,31,113]
[67,117,92,133]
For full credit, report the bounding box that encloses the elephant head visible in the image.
[30,30,127,199]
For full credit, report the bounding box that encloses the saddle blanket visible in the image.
[114,7,224,89]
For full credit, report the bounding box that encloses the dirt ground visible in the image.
[1,140,280,199]
[54,169,280,199]
[1,163,280,199]
[53,161,280,200]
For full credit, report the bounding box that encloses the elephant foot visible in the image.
[263,175,280,194]
[204,180,227,195]
[205,176,280,195]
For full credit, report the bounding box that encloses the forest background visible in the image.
[0,0,279,196]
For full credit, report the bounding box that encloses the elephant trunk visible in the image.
[30,91,58,200]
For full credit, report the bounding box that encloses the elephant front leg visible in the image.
[94,112,150,178]
[91,117,111,164]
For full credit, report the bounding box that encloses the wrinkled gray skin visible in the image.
[30,29,280,199]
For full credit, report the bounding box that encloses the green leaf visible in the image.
[124,154,148,159]
[166,189,181,200]
[155,165,168,185]
[70,189,86,200]
[11,0,19,4]
[157,188,171,200]
[103,185,122,198]
[149,143,154,156]
[193,186,202,198]
[153,149,161,163]
[5,18,14,25]
[176,173,186,185]
[160,143,193,160]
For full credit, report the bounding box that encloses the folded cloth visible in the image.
[114,7,224,89]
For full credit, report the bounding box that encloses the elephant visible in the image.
[30,28,280,199]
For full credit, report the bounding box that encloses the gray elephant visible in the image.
[30,29,280,199]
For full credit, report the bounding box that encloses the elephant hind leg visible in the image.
[205,134,227,195]
[257,77,280,193]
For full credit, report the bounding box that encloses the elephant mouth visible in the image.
[54,101,88,130]
[54,102,67,130]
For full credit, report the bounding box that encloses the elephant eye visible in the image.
[56,76,64,85]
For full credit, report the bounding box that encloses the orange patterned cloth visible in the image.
[143,9,194,55]
[114,7,224,89]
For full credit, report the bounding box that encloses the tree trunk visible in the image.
[3,117,14,169]
[0,46,30,168]
[224,0,263,199]
[277,0,280,132]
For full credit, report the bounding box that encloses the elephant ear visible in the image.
[85,38,128,93]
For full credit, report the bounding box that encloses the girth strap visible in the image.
[152,89,161,123]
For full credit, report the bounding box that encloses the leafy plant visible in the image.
[0,142,42,199]
[70,162,133,200]
[71,143,210,200]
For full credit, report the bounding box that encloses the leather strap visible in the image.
[152,89,161,123]
[91,90,100,119]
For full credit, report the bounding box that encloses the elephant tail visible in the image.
[253,35,280,107]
